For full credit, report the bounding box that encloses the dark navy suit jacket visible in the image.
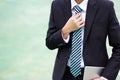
[46,0,120,80]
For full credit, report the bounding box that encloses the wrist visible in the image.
[62,28,69,39]
[62,25,71,33]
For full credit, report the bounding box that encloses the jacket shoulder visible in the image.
[52,0,64,5]
[95,0,114,10]
[96,0,114,6]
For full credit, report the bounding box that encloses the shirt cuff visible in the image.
[101,76,108,80]
[62,34,70,43]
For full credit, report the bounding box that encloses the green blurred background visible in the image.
[0,0,119,80]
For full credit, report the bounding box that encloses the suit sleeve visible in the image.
[102,2,120,80]
[46,1,67,50]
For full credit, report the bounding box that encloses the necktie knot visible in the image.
[73,5,83,13]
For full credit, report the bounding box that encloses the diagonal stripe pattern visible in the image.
[70,5,83,77]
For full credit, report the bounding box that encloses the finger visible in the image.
[72,13,76,17]
[76,22,85,29]
[74,13,81,19]
[72,11,76,15]
[80,22,85,27]
[72,12,79,17]
[78,20,85,26]
[75,16,83,22]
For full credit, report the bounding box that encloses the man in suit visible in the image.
[46,0,120,80]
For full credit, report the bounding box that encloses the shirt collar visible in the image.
[71,0,88,12]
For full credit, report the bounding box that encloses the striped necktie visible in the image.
[70,5,83,77]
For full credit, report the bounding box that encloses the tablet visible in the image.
[83,66,104,80]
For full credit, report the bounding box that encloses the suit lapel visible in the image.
[64,0,72,23]
[84,0,98,44]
